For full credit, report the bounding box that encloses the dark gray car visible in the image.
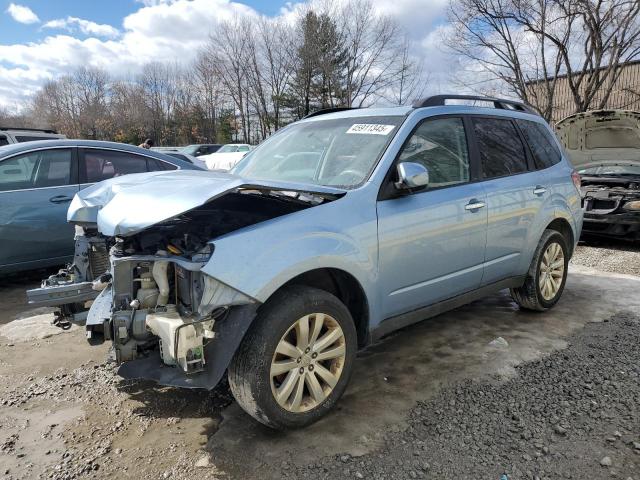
[0,140,202,274]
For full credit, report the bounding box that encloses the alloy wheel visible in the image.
[539,242,565,301]
[270,313,346,413]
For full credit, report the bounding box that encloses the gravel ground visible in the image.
[571,241,640,276]
[0,243,638,480]
[289,312,640,480]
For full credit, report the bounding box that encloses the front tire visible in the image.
[510,229,569,311]
[228,285,357,429]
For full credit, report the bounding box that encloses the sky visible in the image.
[0,0,453,109]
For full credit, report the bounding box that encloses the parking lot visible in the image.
[1,242,639,480]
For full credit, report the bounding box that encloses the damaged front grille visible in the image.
[581,178,640,215]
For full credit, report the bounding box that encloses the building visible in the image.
[527,60,640,124]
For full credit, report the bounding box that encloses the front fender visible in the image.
[202,227,376,304]
[201,188,380,324]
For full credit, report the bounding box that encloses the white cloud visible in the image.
[373,0,449,40]
[0,0,258,107]
[0,0,455,108]
[43,16,120,39]
[6,3,40,24]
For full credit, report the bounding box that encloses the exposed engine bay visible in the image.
[580,176,640,239]
[556,109,640,241]
[90,189,327,378]
[35,186,336,387]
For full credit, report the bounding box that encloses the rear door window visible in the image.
[516,120,562,169]
[472,117,528,179]
[81,149,151,183]
[0,149,73,191]
[0,135,8,146]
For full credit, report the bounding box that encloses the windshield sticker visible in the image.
[346,124,395,135]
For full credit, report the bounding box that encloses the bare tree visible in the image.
[74,67,110,138]
[446,0,640,120]
[138,62,180,143]
[205,16,253,142]
[18,2,427,144]
[255,17,294,131]
[340,0,407,107]
[192,51,223,141]
[392,36,427,105]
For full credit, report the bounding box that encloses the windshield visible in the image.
[578,164,640,176]
[181,145,198,155]
[233,116,404,188]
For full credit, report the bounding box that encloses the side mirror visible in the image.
[395,162,429,191]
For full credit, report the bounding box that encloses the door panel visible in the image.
[0,148,78,268]
[0,186,78,266]
[469,116,548,284]
[376,116,487,319]
[377,183,488,318]
[481,171,548,283]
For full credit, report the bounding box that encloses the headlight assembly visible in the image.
[622,200,640,211]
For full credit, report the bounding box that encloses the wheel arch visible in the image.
[545,217,575,257]
[264,267,371,348]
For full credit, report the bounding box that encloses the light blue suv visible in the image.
[66,95,583,429]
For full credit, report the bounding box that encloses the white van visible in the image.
[0,127,66,146]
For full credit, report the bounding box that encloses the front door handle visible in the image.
[533,185,547,196]
[465,199,486,211]
[49,195,72,204]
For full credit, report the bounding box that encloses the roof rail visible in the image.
[413,95,536,114]
[0,126,58,134]
[303,107,358,119]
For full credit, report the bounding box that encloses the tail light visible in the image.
[571,170,581,191]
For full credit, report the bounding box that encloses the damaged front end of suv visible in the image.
[61,170,343,389]
[556,110,640,240]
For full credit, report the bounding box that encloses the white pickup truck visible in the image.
[0,127,66,145]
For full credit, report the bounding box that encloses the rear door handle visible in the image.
[49,195,72,204]
[465,199,486,211]
[533,185,547,196]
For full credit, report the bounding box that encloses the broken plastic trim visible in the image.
[198,275,256,317]
[117,303,260,389]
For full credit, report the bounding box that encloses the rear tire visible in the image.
[228,285,357,429]
[510,229,569,311]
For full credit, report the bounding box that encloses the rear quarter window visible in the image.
[149,158,178,171]
[516,120,562,169]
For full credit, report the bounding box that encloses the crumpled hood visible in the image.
[556,110,640,169]
[68,170,346,236]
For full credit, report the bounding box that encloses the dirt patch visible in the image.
[0,267,57,326]
[0,313,78,342]
[0,268,638,479]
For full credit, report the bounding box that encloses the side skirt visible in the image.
[371,276,526,342]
